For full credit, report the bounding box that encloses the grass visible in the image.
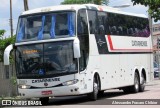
[0,96,21,100]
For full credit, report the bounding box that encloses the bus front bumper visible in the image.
[18,85,81,99]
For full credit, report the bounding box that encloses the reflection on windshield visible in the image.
[16,12,75,42]
[44,41,77,74]
[16,41,77,78]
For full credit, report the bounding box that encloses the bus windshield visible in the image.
[16,41,78,78]
[16,11,75,42]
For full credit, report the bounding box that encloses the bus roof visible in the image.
[21,4,147,18]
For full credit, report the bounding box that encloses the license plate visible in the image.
[41,90,52,95]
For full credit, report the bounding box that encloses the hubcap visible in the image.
[135,81,138,89]
[94,83,98,95]
[135,77,139,90]
[141,77,146,88]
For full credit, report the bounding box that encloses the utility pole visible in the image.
[24,0,29,11]
[149,13,154,81]
[10,0,13,37]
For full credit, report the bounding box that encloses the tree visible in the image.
[0,30,6,37]
[61,0,109,5]
[131,0,160,22]
[0,30,15,62]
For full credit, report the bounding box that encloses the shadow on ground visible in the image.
[47,90,149,106]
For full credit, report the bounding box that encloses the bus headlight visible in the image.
[18,85,31,89]
[62,79,78,86]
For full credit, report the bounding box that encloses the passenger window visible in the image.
[97,12,107,35]
[88,10,98,34]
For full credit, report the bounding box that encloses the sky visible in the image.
[0,0,150,37]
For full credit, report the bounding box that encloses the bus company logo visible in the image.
[44,83,48,86]
[132,40,148,47]
[2,100,12,106]
[32,78,60,83]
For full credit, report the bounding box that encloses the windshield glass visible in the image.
[16,41,77,78]
[16,11,75,42]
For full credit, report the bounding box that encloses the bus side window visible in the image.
[97,11,106,35]
[88,10,98,34]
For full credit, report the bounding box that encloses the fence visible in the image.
[0,62,17,97]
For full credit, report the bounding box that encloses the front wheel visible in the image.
[40,97,49,105]
[88,77,99,101]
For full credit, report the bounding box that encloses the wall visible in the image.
[0,62,17,97]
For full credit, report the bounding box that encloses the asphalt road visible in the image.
[7,79,160,108]
[45,78,160,106]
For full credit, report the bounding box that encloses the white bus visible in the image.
[4,4,153,104]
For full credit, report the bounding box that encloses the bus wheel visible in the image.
[88,77,99,101]
[40,97,49,105]
[139,73,146,92]
[131,72,140,93]
[123,87,131,93]
[98,90,104,96]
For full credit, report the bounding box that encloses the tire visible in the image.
[98,90,104,96]
[139,73,146,92]
[88,77,99,101]
[123,86,131,93]
[131,72,140,93]
[40,97,49,105]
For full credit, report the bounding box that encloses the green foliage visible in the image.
[61,0,109,5]
[131,0,160,22]
[0,30,16,62]
[10,76,17,86]
[0,30,6,37]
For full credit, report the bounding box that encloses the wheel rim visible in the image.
[94,82,98,96]
[141,76,146,88]
[135,79,139,90]
[135,75,139,91]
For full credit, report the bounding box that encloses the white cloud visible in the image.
[122,4,148,16]
[109,0,148,16]
[0,0,18,8]
[0,0,10,8]
[0,18,17,37]
[109,0,131,7]
[0,18,9,27]
[28,0,64,9]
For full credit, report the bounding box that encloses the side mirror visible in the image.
[4,44,13,65]
[73,38,81,58]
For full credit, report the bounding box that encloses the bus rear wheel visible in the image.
[131,72,140,93]
[40,97,49,105]
[139,73,146,92]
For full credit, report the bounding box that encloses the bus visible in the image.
[4,4,153,104]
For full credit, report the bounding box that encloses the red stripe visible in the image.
[107,35,153,52]
[107,35,114,50]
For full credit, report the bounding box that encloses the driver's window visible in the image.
[77,9,89,71]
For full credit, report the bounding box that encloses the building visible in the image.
[152,23,160,62]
